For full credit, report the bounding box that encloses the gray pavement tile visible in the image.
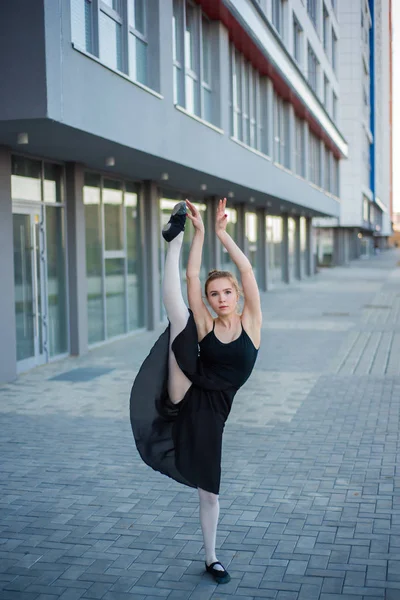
[2,252,400,600]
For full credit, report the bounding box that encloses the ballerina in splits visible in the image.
[130,197,262,584]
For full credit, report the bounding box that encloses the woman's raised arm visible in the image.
[185,200,212,335]
[216,199,262,328]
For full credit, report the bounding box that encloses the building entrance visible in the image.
[12,206,47,372]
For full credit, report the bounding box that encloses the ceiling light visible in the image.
[228,191,234,198]
[249,197,255,203]
[17,133,29,145]
[161,172,169,181]
[105,156,115,167]
[200,184,207,191]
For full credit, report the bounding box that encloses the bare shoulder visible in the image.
[241,311,262,350]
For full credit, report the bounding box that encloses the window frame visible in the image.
[271,0,284,39]
[307,0,318,30]
[99,0,124,72]
[293,13,303,66]
[331,27,337,71]
[307,43,319,95]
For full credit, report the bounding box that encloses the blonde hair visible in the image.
[204,270,242,298]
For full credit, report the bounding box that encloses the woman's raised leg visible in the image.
[162,230,192,404]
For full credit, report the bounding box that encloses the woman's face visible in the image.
[206,277,238,317]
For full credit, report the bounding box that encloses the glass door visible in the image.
[13,208,46,372]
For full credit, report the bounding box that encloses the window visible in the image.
[274,92,290,168]
[324,75,329,109]
[309,131,321,186]
[331,28,337,71]
[99,0,123,72]
[331,0,336,14]
[295,115,305,177]
[85,0,94,53]
[231,46,268,153]
[128,0,148,85]
[184,2,200,116]
[173,1,214,123]
[332,91,338,122]
[324,146,331,191]
[323,4,329,53]
[201,17,212,123]
[293,15,302,65]
[363,196,369,222]
[307,43,319,94]
[71,0,156,88]
[307,0,318,29]
[272,0,284,38]
[332,156,339,196]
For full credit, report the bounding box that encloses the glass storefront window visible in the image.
[245,212,258,282]
[221,207,238,274]
[300,217,307,276]
[288,217,296,280]
[105,258,126,337]
[44,163,63,203]
[316,228,334,266]
[84,174,105,344]
[266,216,283,284]
[126,183,145,330]
[46,206,68,356]
[104,179,124,251]
[11,156,41,201]
[84,173,144,344]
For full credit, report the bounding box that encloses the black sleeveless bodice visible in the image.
[199,322,258,390]
[130,311,259,494]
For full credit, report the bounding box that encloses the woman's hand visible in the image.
[216,197,228,235]
[186,199,205,234]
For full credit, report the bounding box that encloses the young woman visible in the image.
[130,198,262,584]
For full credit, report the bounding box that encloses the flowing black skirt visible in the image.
[129,311,236,494]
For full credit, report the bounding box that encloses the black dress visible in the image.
[129,310,258,494]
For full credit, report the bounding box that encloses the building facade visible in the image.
[0,0,350,384]
[314,0,392,265]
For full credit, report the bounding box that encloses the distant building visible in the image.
[314,0,393,265]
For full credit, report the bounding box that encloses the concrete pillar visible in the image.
[143,181,160,330]
[294,216,301,279]
[206,196,220,271]
[0,147,17,383]
[305,216,313,276]
[66,163,88,355]
[257,207,267,292]
[282,213,290,283]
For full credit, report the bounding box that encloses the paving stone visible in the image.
[1,252,400,600]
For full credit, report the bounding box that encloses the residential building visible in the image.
[314,0,393,265]
[0,0,349,383]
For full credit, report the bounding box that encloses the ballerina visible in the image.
[130,197,262,583]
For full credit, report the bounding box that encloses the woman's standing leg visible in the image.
[162,230,192,404]
[198,488,221,566]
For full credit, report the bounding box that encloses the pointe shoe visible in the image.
[162,201,187,242]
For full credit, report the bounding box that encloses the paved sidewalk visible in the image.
[1,250,400,600]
